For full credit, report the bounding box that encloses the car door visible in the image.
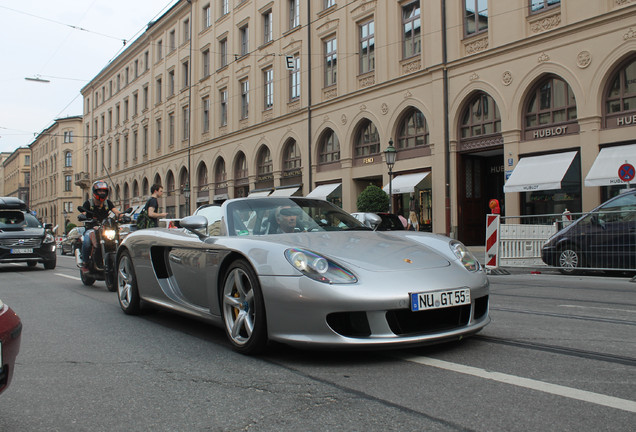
[168,206,224,308]
[588,192,636,269]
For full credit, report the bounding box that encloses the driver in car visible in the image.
[275,206,300,233]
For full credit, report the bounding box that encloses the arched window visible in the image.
[64,151,72,167]
[197,162,208,191]
[605,56,636,127]
[283,139,301,172]
[123,183,130,208]
[525,75,577,129]
[257,146,272,177]
[179,168,189,191]
[235,153,248,181]
[166,171,175,196]
[319,129,340,164]
[354,119,380,158]
[460,92,501,138]
[397,108,429,149]
[142,178,149,196]
[215,158,226,184]
[153,173,162,188]
[132,180,139,198]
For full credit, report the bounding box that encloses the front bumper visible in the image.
[0,243,56,264]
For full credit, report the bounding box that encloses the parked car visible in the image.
[115,197,489,355]
[60,226,85,256]
[0,197,57,269]
[351,212,406,231]
[541,189,636,273]
[0,298,22,395]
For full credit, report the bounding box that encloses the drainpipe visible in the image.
[307,2,313,191]
[442,0,451,237]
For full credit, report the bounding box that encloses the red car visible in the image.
[0,299,22,394]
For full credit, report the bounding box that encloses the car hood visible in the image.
[261,231,451,271]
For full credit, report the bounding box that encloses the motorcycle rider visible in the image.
[79,180,122,272]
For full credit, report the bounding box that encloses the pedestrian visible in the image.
[407,211,419,231]
[398,213,408,228]
[143,184,168,228]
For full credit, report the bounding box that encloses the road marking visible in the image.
[56,273,81,281]
[559,304,636,314]
[398,355,636,413]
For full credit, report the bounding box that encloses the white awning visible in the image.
[306,183,341,200]
[504,151,577,193]
[269,187,300,197]
[247,190,272,197]
[383,172,429,195]
[585,144,636,187]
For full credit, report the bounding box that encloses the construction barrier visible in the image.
[485,214,500,269]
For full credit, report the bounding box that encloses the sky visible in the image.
[0,0,181,154]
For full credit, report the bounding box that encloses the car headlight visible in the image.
[103,229,117,240]
[449,241,480,272]
[285,248,357,284]
[44,233,55,243]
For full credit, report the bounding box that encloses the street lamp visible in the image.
[384,139,397,213]
[183,182,191,216]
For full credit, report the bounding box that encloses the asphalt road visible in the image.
[0,253,634,431]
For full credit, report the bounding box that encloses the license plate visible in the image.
[410,288,471,311]
[10,248,33,254]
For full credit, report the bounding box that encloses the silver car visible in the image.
[115,197,490,354]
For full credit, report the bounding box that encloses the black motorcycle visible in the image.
[75,206,132,291]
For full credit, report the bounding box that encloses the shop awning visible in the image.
[247,189,272,197]
[383,172,429,195]
[306,183,341,200]
[584,144,636,187]
[269,186,300,197]
[504,151,577,193]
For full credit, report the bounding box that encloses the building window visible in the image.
[183,106,190,140]
[605,56,636,124]
[263,9,273,44]
[203,4,211,28]
[215,158,227,185]
[525,75,577,130]
[202,49,210,77]
[202,97,210,133]
[168,70,175,96]
[133,93,139,116]
[354,120,380,158]
[221,0,229,16]
[157,40,163,60]
[235,152,248,182]
[402,1,421,59]
[219,38,228,68]
[156,120,162,150]
[220,88,228,126]
[156,78,162,103]
[63,131,74,143]
[465,0,488,36]
[319,129,340,164]
[169,113,175,147]
[397,108,429,149]
[283,140,301,171]
[115,104,120,125]
[324,0,335,9]
[183,61,189,88]
[65,175,72,192]
[257,146,272,177]
[264,68,273,110]
[115,139,120,165]
[64,151,72,167]
[124,98,129,121]
[183,18,190,42]
[359,20,375,74]
[324,37,337,87]
[169,30,176,52]
[143,125,148,155]
[289,54,301,101]
[460,92,501,138]
[289,0,300,29]
[240,25,249,57]
[240,80,249,119]
[530,0,560,13]
[133,131,138,160]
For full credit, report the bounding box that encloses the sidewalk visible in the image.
[465,245,558,275]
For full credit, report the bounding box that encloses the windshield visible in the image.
[226,198,369,236]
[0,211,41,229]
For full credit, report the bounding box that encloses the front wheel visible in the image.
[43,259,56,270]
[221,260,267,355]
[104,254,117,292]
[81,270,95,286]
[117,250,140,314]
[558,247,583,275]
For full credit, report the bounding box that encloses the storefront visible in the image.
[306,183,342,207]
[383,172,432,231]
[585,143,636,201]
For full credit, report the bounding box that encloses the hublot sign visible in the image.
[616,114,636,127]
[532,126,568,139]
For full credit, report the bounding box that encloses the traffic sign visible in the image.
[618,163,635,182]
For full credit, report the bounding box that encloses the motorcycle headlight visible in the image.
[44,233,55,243]
[103,229,117,241]
[285,248,357,284]
[449,241,480,272]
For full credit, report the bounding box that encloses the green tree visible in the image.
[356,184,389,212]
[65,222,76,234]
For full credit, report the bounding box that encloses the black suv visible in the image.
[0,197,56,269]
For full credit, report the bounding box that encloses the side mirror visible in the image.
[180,215,208,239]
[366,213,382,231]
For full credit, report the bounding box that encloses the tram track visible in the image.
[491,306,636,326]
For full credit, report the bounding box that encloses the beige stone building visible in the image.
[29,116,84,233]
[0,152,11,196]
[2,148,31,205]
[79,0,636,245]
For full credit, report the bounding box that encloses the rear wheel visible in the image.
[558,247,582,275]
[117,251,140,314]
[81,270,95,286]
[221,260,267,355]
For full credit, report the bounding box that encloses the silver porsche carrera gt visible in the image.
[115,197,490,354]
